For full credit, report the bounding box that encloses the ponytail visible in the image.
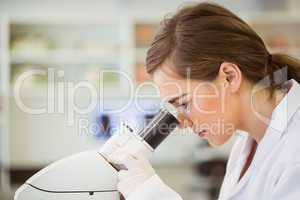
[270,53,300,83]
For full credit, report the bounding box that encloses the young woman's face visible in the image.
[152,61,240,146]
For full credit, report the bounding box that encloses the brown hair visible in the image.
[146,2,300,92]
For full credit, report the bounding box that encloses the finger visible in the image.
[114,132,132,147]
[99,135,120,156]
[118,170,129,180]
[120,153,140,169]
[131,153,151,165]
[100,145,118,160]
[109,150,129,164]
[118,168,145,181]
[100,132,132,158]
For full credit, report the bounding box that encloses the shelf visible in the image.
[268,47,300,57]
[10,50,119,66]
[8,10,300,185]
[135,23,158,48]
[249,12,300,25]
[135,47,148,63]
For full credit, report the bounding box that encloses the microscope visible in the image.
[14,103,179,200]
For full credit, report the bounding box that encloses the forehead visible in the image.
[152,62,191,99]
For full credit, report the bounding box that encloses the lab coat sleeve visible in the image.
[270,162,300,200]
[126,174,183,200]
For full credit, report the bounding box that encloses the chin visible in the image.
[207,138,226,146]
[206,134,232,146]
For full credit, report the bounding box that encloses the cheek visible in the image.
[188,96,222,123]
[197,98,221,113]
[184,87,236,145]
[190,83,225,117]
[188,83,235,125]
[187,95,235,138]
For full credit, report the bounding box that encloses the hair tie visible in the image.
[268,54,273,65]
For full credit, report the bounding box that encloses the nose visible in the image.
[178,112,193,129]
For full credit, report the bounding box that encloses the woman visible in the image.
[103,2,300,200]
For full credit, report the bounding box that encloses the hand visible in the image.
[100,128,133,164]
[100,125,153,164]
[99,129,156,198]
[99,130,183,200]
[111,150,156,199]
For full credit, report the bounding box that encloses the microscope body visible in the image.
[14,104,179,200]
[15,132,154,200]
[15,151,120,200]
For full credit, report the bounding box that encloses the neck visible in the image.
[238,88,285,143]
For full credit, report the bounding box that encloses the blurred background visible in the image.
[0,0,300,199]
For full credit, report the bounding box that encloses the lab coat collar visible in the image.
[239,79,300,163]
[228,79,300,198]
[254,79,300,166]
[267,79,300,135]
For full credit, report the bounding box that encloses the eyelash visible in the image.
[178,102,188,110]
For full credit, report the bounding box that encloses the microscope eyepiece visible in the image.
[137,103,179,149]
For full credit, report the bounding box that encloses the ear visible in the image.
[218,62,242,93]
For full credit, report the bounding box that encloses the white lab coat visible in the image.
[127,79,300,200]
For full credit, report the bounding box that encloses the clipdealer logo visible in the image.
[12,66,288,136]
[13,68,161,127]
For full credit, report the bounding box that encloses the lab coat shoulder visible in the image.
[270,161,300,200]
[277,109,300,164]
[269,110,300,199]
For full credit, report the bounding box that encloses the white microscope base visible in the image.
[14,150,120,200]
[15,184,119,200]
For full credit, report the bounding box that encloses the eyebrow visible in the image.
[167,93,188,104]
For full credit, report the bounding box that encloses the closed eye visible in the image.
[178,103,187,108]
[167,93,191,112]
[177,102,189,112]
